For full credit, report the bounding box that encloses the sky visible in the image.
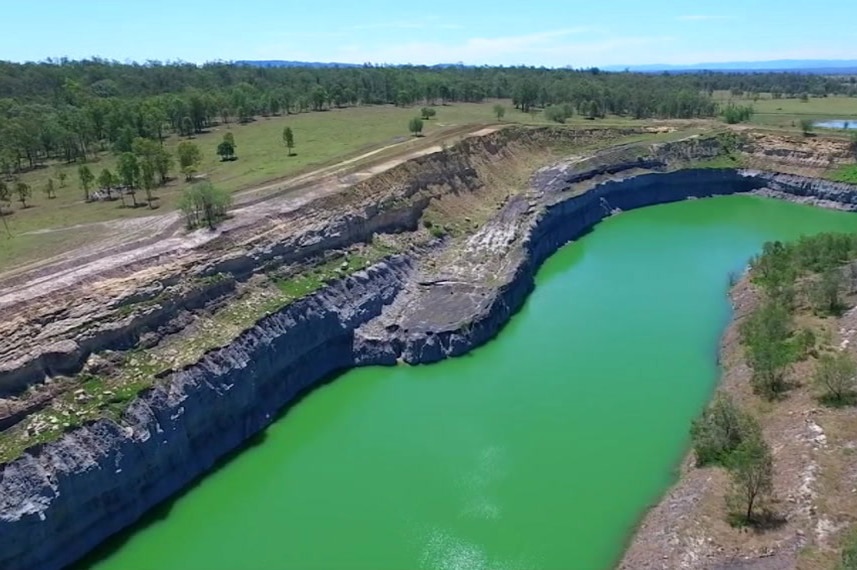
[2,0,856,67]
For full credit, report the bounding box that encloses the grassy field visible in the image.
[0,99,645,269]
[4,102,509,231]
[5,91,854,270]
[713,90,857,130]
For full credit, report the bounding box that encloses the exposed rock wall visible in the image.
[0,258,411,570]
[380,169,767,365]
[0,126,640,399]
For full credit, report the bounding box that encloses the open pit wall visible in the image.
[3,134,857,569]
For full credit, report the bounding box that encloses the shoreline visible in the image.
[619,263,857,569]
[617,277,767,569]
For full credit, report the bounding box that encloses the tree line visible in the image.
[0,59,852,178]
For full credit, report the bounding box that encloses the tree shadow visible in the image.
[751,511,788,532]
[818,391,857,408]
[728,510,787,532]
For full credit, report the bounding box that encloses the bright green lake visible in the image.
[84,195,857,570]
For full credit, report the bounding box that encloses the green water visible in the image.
[86,196,857,570]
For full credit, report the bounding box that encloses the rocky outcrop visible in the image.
[354,168,841,366]
[741,131,854,171]
[4,134,857,570]
[748,170,857,210]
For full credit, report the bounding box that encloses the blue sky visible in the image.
[2,0,856,67]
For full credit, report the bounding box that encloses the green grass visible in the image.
[273,253,369,298]
[712,91,857,131]
[0,100,641,270]
[830,164,857,184]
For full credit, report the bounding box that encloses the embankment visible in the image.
[3,131,857,570]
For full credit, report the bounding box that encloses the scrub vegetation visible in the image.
[742,234,857,401]
[692,231,857,553]
[691,394,774,525]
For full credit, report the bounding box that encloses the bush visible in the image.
[179,181,232,230]
[740,299,793,399]
[544,103,574,124]
[808,267,845,315]
[408,116,424,136]
[420,107,436,120]
[744,233,857,398]
[722,104,754,124]
[726,429,774,526]
[841,531,857,569]
[430,225,447,239]
[691,394,759,466]
[791,328,817,360]
[814,351,857,405]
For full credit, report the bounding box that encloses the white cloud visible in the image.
[322,28,669,67]
[249,25,856,68]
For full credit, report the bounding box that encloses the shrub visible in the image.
[179,181,232,230]
[722,104,754,124]
[544,103,574,124]
[841,531,857,569]
[814,351,857,406]
[740,301,792,399]
[408,116,424,136]
[691,394,759,466]
[726,429,774,526]
[430,225,447,239]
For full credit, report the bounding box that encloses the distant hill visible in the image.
[235,59,857,74]
[235,60,361,68]
[603,60,857,74]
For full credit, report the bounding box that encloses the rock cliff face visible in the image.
[3,135,857,570]
[359,169,772,366]
[0,258,411,570]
